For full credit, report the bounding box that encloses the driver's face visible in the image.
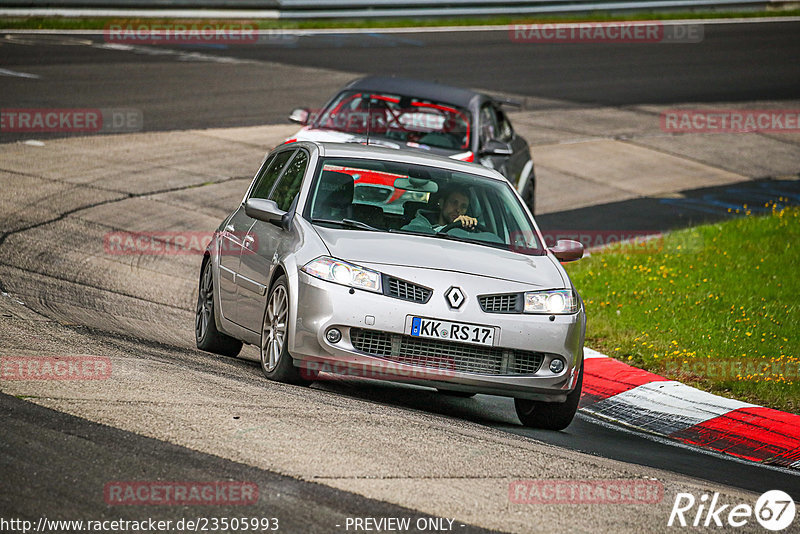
[441,192,469,223]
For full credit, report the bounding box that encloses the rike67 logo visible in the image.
[668,490,796,531]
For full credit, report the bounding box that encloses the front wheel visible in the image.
[260,275,313,385]
[515,363,582,430]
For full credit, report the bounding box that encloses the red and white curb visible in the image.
[579,348,800,469]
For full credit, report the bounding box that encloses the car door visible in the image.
[216,154,275,323]
[477,103,505,175]
[220,149,294,327]
[495,106,531,187]
[236,148,309,333]
[478,103,530,187]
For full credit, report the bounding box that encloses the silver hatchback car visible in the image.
[196,141,586,429]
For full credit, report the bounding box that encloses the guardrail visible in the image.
[288,1,796,18]
[1,0,796,17]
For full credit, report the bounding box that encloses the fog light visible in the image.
[549,359,565,373]
[326,328,342,344]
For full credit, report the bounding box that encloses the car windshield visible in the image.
[312,91,471,151]
[305,157,544,255]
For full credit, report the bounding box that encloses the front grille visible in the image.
[512,352,545,374]
[385,276,432,303]
[350,328,544,376]
[479,293,522,313]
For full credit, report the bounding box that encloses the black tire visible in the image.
[521,173,536,216]
[514,363,582,430]
[260,275,314,385]
[437,388,477,398]
[195,259,242,357]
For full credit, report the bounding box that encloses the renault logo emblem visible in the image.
[445,287,465,309]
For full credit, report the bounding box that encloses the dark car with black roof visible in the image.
[285,76,537,212]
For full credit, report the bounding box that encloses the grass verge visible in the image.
[1,9,800,31]
[564,202,799,414]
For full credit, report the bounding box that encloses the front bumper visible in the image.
[291,270,585,401]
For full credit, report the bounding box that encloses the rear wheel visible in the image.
[260,275,314,385]
[195,259,242,357]
[515,363,582,430]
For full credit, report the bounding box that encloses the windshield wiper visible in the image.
[389,227,512,251]
[311,218,380,232]
[430,230,510,251]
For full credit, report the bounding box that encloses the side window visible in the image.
[271,150,309,211]
[479,104,499,145]
[495,108,514,143]
[250,150,294,200]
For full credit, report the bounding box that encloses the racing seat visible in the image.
[315,171,354,220]
[403,201,428,223]
[352,204,385,228]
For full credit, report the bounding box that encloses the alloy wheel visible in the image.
[262,284,288,372]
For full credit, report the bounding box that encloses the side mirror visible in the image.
[480,139,513,156]
[245,198,289,229]
[549,239,584,262]
[288,107,310,125]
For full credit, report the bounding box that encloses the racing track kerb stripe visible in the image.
[580,353,669,405]
[670,407,800,468]
[580,350,800,469]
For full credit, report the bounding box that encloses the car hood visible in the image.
[313,227,564,288]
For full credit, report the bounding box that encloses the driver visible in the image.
[403,188,478,232]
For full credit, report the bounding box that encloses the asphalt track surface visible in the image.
[0,20,799,137]
[1,392,494,533]
[308,378,800,497]
[1,20,800,531]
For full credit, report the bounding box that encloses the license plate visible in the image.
[409,317,495,346]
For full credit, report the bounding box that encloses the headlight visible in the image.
[524,289,578,314]
[302,257,382,293]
